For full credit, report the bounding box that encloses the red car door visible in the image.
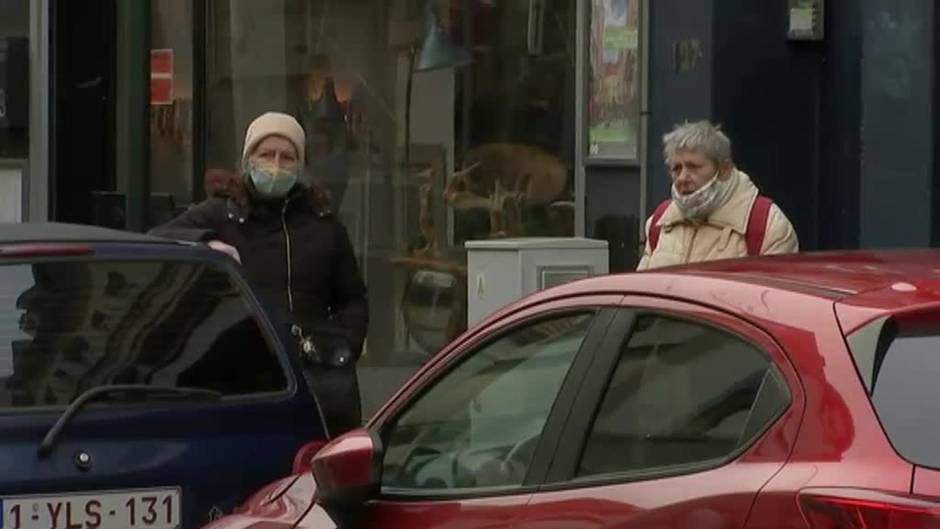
[519,296,805,529]
[340,295,625,529]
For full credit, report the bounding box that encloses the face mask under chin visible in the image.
[671,171,728,218]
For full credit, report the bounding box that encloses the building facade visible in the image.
[4,0,940,412]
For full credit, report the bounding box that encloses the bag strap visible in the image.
[649,196,773,256]
[647,199,673,251]
[746,196,773,257]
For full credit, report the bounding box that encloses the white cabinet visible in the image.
[465,237,609,326]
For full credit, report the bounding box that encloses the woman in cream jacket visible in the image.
[637,121,798,271]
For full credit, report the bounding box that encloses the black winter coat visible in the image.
[149,184,368,435]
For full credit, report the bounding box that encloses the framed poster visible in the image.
[586,0,641,162]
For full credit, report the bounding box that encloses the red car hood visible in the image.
[203,472,334,529]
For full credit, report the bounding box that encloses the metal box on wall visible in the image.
[465,237,609,326]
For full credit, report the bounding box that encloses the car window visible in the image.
[0,259,288,408]
[577,315,790,478]
[381,312,594,493]
[848,314,940,468]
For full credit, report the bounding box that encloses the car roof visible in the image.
[0,222,177,245]
[551,249,940,300]
[658,249,940,296]
[488,250,940,336]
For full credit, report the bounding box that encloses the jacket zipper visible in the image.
[683,225,700,264]
[281,201,294,312]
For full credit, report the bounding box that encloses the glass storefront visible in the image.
[149,0,195,222]
[0,0,29,222]
[164,0,579,414]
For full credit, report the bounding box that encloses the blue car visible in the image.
[0,222,327,529]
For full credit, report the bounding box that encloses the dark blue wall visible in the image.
[646,0,825,249]
[712,0,822,250]
[645,0,714,208]
[818,0,862,250]
[617,0,940,253]
[859,1,935,247]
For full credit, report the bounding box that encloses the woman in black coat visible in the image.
[150,111,368,436]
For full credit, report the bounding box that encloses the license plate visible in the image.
[1,488,180,529]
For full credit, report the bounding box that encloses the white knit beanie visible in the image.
[241,112,306,170]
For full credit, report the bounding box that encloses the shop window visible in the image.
[202,0,577,416]
[148,0,195,224]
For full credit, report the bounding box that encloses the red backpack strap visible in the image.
[746,196,773,257]
[647,200,673,251]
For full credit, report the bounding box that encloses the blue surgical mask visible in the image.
[248,160,298,199]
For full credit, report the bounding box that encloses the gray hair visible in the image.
[662,120,732,164]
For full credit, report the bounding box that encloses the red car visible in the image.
[207,250,940,529]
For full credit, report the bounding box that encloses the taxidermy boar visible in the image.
[443,143,569,237]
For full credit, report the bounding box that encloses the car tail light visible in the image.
[799,488,940,529]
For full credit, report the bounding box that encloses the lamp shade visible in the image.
[414,7,472,72]
[314,77,345,122]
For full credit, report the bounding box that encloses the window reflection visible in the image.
[204,0,577,414]
[382,313,592,491]
[0,0,29,160]
[578,316,789,477]
[0,261,286,408]
[147,0,195,229]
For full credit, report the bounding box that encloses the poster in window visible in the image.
[587,0,640,161]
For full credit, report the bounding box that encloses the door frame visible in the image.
[28,0,50,221]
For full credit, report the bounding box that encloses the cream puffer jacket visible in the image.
[637,170,799,271]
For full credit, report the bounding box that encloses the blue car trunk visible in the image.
[0,235,326,529]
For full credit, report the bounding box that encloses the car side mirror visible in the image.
[311,428,383,528]
[292,439,328,475]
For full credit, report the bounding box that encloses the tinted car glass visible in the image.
[0,259,287,408]
[578,315,789,478]
[849,315,940,468]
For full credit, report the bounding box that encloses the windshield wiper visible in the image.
[38,384,222,457]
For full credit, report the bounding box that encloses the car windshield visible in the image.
[0,259,288,408]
